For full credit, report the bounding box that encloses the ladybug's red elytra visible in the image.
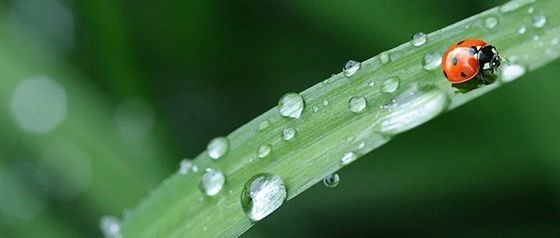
[441,39,501,93]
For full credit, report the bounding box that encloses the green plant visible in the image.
[120,0,560,237]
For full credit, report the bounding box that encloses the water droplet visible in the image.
[358,142,366,150]
[257,144,272,159]
[367,80,375,87]
[199,168,225,196]
[241,173,287,222]
[258,120,270,131]
[532,15,546,28]
[179,159,198,175]
[500,64,526,82]
[378,88,448,135]
[517,25,527,34]
[323,173,340,188]
[207,137,229,160]
[527,7,534,14]
[411,32,427,47]
[100,216,122,238]
[312,106,319,112]
[278,93,305,119]
[348,96,367,113]
[484,17,498,29]
[380,77,400,93]
[282,127,297,141]
[343,60,361,77]
[10,76,67,134]
[423,52,442,71]
[380,51,390,64]
[322,100,329,106]
[340,152,357,166]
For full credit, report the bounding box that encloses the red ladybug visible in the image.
[442,39,501,92]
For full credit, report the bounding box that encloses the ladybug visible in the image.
[441,39,501,93]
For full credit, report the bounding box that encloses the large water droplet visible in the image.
[207,137,229,160]
[343,60,361,77]
[258,120,270,131]
[500,64,526,82]
[348,96,367,113]
[411,32,427,47]
[100,216,122,238]
[323,173,340,188]
[378,88,448,135]
[179,159,198,175]
[241,173,287,222]
[380,77,400,93]
[484,17,498,29]
[532,15,546,28]
[257,144,272,159]
[423,52,442,71]
[340,152,357,166]
[199,168,225,196]
[282,127,297,141]
[517,25,527,34]
[278,93,305,119]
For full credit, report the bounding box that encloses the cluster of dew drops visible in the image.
[100,3,554,236]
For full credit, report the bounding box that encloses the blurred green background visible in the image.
[1,0,559,237]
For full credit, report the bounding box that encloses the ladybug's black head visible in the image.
[479,45,501,73]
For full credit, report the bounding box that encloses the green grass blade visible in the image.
[121,0,560,237]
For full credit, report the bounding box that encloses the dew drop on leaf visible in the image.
[207,137,229,160]
[257,144,272,159]
[278,93,305,119]
[199,168,225,196]
[411,32,427,47]
[241,173,287,222]
[323,173,340,188]
[343,60,361,77]
[281,127,297,141]
[348,96,367,113]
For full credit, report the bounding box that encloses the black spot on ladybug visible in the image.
[451,57,458,65]
[460,72,467,77]
[457,40,465,45]
[443,71,448,78]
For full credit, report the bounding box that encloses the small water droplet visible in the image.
[484,17,498,29]
[380,51,390,64]
[258,120,270,131]
[179,159,197,175]
[358,142,366,150]
[312,106,319,112]
[500,64,526,82]
[323,173,340,188]
[532,15,546,28]
[527,7,534,14]
[322,100,329,106]
[257,144,272,159]
[282,127,297,141]
[241,173,287,222]
[340,152,357,166]
[207,137,229,160]
[380,77,400,93]
[367,80,375,87]
[100,216,122,238]
[278,93,305,119]
[423,52,442,71]
[378,88,448,135]
[199,168,225,196]
[411,32,427,47]
[343,60,361,77]
[348,96,367,113]
[517,25,527,34]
